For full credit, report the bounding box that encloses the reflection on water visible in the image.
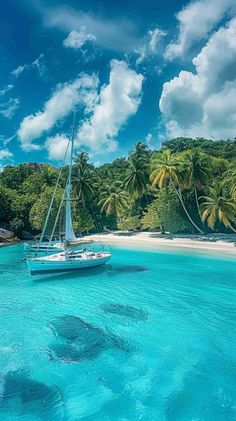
[0,243,236,420]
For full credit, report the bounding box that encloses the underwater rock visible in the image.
[50,315,109,343]
[0,370,63,416]
[49,315,133,363]
[101,303,148,321]
[108,265,148,276]
[48,342,105,363]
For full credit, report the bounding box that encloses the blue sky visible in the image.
[0,0,236,167]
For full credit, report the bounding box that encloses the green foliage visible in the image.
[118,216,140,231]
[10,217,24,235]
[0,163,38,190]
[125,145,150,198]
[141,200,160,230]
[74,152,96,208]
[162,138,236,160]
[74,209,95,234]
[0,138,235,237]
[209,156,230,177]
[158,187,194,233]
[29,187,64,231]
[0,186,14,221]
[201,183,236,232]
[98,183,129,218]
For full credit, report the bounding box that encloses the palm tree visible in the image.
[201,183,236,233]
[98,183,129,218]
[124,155,149,199]
[225,161,236,201]
[150,150,179,188]
[74,152,94,172]
[180,149,212,216]
[74,152,95,209]
[150,149,203,233]
[131,141,149,159]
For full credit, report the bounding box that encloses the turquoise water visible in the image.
[0,243,236,421]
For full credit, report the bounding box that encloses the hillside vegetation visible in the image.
[0,138,236,238]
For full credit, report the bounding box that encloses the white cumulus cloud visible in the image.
[18,73,99,151]
[165,0,235,60]
[160,18,236,140]
[76,60,144,154]
[0,148,13,161]
[46,134,71,161]
[63,28,96,49]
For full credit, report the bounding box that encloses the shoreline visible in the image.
[0,239,19,248]
[1,233,235,257]
[85,232,236,255]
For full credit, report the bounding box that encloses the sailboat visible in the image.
[26,120,111,275]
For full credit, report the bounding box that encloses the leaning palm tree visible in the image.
[124,155,149,199]
[201,183,236,233]
[98,184,129,218]
[150,149,203,233]
[180,149,211,216]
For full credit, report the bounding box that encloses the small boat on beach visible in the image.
[26,116,111,274]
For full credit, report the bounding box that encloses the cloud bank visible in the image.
[76,60,144,154]
[165,0,235,60]
[160,18,236,139]
[18,60,143,157]
[46,134,71,161]
[18,73,99,151]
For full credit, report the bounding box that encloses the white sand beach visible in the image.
[86,231,236,254]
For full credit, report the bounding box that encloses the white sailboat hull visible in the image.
[25,122,112,276]
[27,251,111,275]
[24,242,63,253]
[24,239,93,254]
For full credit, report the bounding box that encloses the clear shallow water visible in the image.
[0,243,236,421]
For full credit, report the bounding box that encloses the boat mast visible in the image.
[65,113,76,242]
[39,141,70,246]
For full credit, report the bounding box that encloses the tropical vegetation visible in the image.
[0,137,235,240]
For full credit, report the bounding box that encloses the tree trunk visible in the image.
[228,223,236,233]
[194,186,207,232]
[194,187,201,217]
[156,195,165,234]
[170,179,204,234]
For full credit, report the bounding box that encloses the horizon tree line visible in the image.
[0,137,235,238]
